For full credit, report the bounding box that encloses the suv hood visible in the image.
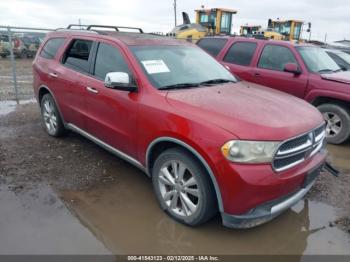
[166,81,323,141]
[321,71,350,84]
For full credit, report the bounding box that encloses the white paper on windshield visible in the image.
[141,60,170,74]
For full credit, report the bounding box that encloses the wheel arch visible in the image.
[38,85,66,124]
[146,137,224,212]
[311,96,350,109]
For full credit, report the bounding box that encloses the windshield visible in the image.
[335,51,350,64]
[131,46,236,89]
[296,46,341,73]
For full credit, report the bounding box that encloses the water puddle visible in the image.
[0,184,110,254]
[0,99,36,116]
[61,170,350,255]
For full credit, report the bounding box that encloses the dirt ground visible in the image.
[0,101,349,255]
[0,57,34,101]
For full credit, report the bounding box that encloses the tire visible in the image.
[40,94,66,137]
[20,50,27,59]
[152,148,217,226]
[1,54,6,58]
[318,103,350,144]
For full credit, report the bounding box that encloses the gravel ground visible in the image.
[0,57,34,100]
[0,101,349,234]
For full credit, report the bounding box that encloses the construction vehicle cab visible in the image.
[195,8,237,35]
[268,19,303,41]
[240,25,262,37]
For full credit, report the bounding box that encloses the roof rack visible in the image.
[67,24,89,29]
[86,25,143,33]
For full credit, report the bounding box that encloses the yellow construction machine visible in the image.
[167,7,237,42]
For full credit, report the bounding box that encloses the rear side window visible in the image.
[40,38,65,59]
[94,43,131,80]
[258,45,297,71]
[63,39,93,73]
[223,42,257,66]
[197,38,228,57]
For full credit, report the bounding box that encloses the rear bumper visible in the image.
[221,164,322,228]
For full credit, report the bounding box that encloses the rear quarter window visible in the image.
[40,38,65,59]
[197,38,228,57]
[223,42,257,66]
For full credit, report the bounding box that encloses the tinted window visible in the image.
[94,43,131,80]
[63,39,93,73]
[258,45,297,71]
[197,38,228,56]
[40,38,65,59]
[223,42,257,66]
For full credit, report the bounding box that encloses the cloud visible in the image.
[0,0,349,42]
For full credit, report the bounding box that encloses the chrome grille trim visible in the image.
[272,124,326,172]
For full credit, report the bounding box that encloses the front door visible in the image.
[84,41,139,158]
[251,44,308,98]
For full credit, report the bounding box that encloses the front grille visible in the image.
[272,124,326,172]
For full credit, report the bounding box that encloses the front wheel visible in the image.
[318,103,350,144]
[152,148,217,226]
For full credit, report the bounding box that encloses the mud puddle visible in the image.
[0,184,110,255]
[61,171,350,255]
[0,99,35,116]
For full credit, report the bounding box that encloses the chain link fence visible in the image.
[0,26,54,103]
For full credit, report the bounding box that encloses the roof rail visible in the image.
[86,25,143,33]
[67,24,89,29]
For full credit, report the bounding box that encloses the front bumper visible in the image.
[221,163,323,228]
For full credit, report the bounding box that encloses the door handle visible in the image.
[49,72,58,78]
[254,72,261,77]
[86,86,99,94]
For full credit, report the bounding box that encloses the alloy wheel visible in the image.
[158,160,200,217]
[323,112,342,138]
[42,100,58,135]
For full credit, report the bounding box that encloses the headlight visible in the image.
[221,140,280,163]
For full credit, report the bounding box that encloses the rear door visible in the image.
[251,44,308,98]
[220,41,258,81]
[83,40,139,157]
[55,37,95,129]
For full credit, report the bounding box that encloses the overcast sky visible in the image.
[0,0,349,42]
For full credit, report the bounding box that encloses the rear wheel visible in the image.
[152,148,217,226]
[318,103,350,144]
[40,94,66,137]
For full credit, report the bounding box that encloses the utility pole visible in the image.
[324,32,327,44]
[174,0,177,26]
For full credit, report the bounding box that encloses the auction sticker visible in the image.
[141,60,170,74]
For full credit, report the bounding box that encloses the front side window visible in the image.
[94,43,131,80]
[40,38,65,59]
[223,42,257,66]
[296,47,340,73]
[63,39,93,73]
[197,38,227,57]
[258,45,297,71]
[131,45,236,89]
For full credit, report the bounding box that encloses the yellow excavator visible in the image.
[167,7,237,42]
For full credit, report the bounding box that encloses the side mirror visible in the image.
[284,63,301,75]
[104,72,137,92]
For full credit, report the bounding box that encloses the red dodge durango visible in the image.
[33,25,327,228]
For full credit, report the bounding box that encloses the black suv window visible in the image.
[258,45,297,71]
[40,38,65,59]
[94,43,132,80]
[223,42,257,66]
[63,39,93,73]
[197,38,228,57]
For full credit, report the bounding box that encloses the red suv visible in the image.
[33,25,327,228]
[197,37,350,144]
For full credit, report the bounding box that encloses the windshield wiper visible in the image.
[158,83,200,90]
[318,69,334,74]
[199,78,236,85]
